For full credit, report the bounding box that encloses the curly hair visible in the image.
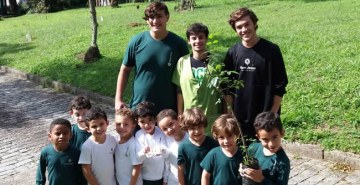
[228,7,258,31]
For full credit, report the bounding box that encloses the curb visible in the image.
[283,141,360,169]
[1,65,360,170]
[0,66,114,107]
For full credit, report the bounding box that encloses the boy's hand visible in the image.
[239,164,264,183]
[143,146,151,154]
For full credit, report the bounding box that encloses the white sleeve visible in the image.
[78,141,92,164]
[135,134,146,162]
[130,139,142,165]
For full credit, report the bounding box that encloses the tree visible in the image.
[84,0,101,63]
[177,0,195,11]
[8,0,19,14]
[0,0,7,15]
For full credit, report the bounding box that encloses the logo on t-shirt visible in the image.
[65,158,74,165]
[192,67,207,86]
[240,58,256,72]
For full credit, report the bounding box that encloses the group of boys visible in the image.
[36,95,289,185]
[37,1,290,185]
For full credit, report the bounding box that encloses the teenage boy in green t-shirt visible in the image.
[68,95,92,150]
[172,23,222,125]
[115,2,189,115]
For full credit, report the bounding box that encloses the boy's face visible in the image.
[216,131,237,153]
[70,108,88,128]
[48,124,72,151]
[86,118,109,138]
[188,125,206,143]
[115,115,136,138]
[257,128,284,154]
[234,15,257,43]
[188,33,208,53]
[158,116,180,138]
[146,10,169,33]
[138,116,156,135]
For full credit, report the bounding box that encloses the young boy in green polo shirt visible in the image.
[36,118,86,185]
[240,112,290,185]
[68,95,92,150]
[177,108,219,185]
[201,114,243,185]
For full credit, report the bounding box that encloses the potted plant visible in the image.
[238,140,260,185]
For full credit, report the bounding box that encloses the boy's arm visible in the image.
[271,95,282,113]
[129,164,142,185]
[178,164,186,185]
[35,152,46,185]
[201,169,211,185]
[177,91,184,116]
[162,156,170,185]
[81,164,100,185]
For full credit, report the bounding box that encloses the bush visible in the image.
[26,0,87,13]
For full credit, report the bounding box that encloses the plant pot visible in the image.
[241,159,260,185]
[242,176,260,185]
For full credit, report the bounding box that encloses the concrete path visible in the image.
[0,67,359,184]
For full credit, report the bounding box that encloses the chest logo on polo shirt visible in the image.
[65,158,74,165]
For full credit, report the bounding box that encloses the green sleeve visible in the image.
[35,149,47,185]
[261,159,290,185]
[172,57,184,86]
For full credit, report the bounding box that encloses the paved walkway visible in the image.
[0,68,359,184]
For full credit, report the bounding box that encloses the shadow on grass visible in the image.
[0,42,35,65]
[280,0,339,2]
[27,54,131,98]
[302,0,339,2]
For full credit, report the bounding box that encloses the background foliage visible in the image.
[0,0,359,153]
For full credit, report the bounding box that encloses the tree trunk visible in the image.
[89,0,98,47]
[9,0,18,14]
[179,0,194,11]
[84,0,101,63]
[0,0,7,15]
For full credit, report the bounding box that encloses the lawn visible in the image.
[0,0,359,153]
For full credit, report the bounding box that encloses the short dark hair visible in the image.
[228,7,258,31]
[212,114,240,139]
[69,95,91,111]
[134,101,156,118]
[84,107,107,127]
[179,107,208,130]
[143,2,169,20]
[49,118,71,133]
[115,108,136,125]
[157,109,177,123]
[253,112,283,133]
[186,23,209,39]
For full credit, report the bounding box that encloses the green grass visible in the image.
[0,0,359,153]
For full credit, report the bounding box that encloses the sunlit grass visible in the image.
[0,0,359,153]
